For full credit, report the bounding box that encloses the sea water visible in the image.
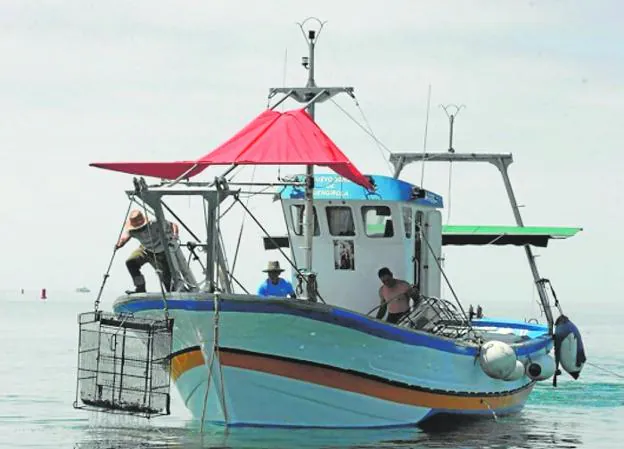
[1,291,622,449]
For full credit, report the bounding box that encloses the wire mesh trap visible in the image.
[73,311,174,418]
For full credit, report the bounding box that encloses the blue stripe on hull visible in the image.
[114,297,552,356]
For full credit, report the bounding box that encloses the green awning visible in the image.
[442,225,582,247]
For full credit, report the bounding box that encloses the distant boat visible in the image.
[40,288,47,300]
[75,287,91,293]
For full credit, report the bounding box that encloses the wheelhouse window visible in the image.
[326,206,355,236]
[361,206,394,238]
[402,207,412,238]
[290,204,320,236]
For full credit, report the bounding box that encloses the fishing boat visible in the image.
[73,19,586,429]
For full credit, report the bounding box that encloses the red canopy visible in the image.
[90,108,373,190]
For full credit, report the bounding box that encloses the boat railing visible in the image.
[399,295,473,339]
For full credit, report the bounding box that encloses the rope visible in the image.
[365,293,415,317]
[544,279,565,316]
[330,97,394,175]
[219,186,274,221]
[199,293,229,432]
[223,270,250,295]
[230,166,257,285]
[94,200,133,312]
[218,199,237,220]
[418,225,477,337]
[161,200,201,242]
[586,361,624,380]
[480,398,498,421]
[234,195,326,304]
[136,188,169,320]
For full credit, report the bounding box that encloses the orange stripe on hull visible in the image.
[170,348,533,411]
[170,350,204,381]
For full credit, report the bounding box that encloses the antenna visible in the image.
[420,84,432,187]
[439,103,465,225]
[296,17,327,93]
[440,104,465,153]
[281,47,288,110]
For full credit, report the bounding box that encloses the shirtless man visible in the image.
[375,267,417,324]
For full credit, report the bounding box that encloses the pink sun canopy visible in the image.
[90,108,374,190]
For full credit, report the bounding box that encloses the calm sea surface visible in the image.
[1,291,622,449]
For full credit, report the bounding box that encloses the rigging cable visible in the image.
[586,361,624,380]
[198,293,229,432]
[418,224,476,338]
[234,194,327,304]
[137,187,169,320]
[93,199,134,313]
[230,166,257,285]
[330,97,394,175]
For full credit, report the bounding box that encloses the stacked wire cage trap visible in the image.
[73,311,174,418]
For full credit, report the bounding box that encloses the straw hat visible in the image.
[127,210,149,231]
[263,261,284,273]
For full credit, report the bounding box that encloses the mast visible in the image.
[267,18,355,301]
[303,28,317,298]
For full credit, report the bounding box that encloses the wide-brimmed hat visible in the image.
[126,210,149,231]
[262,261,284,273]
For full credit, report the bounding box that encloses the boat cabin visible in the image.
[272,174,444,315]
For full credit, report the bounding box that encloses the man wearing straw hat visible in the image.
[257,261,295,298]
[116,209,179,293]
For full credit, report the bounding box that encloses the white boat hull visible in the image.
[114,294,550,428]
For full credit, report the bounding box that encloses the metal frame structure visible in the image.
[128,177,235,293]
[390,151,555,333]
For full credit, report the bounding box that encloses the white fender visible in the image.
[479,341,517,380]
[560,333,585,377]
[503,360,526,381]
[526,354,556,381]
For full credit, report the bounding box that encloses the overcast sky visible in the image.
[1,1,622,316]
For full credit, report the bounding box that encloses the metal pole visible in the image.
[302,29,317,300]
[495,158,554,333]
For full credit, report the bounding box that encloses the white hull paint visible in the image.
[178,363,433,427]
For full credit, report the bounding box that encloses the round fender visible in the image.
[503,360,526,381]
[560,333,585,378]
[526,354,556,381]
[479,341,517,380]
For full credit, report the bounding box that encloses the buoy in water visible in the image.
[40,288,47,300]
[554,315,586,384]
